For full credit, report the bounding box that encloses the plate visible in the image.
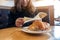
[21,26,51,34]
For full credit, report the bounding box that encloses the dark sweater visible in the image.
[8,9,37,27]
[8,9,49,27]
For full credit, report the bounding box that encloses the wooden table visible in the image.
[0,26,60,40]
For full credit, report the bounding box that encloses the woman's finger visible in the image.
[15,18,24,27]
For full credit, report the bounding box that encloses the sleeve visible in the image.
[31,9,49,23]
[8,11,16,27]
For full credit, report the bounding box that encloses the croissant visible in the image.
[28,20,49,31]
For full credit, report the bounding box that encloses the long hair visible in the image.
[26,0,36,14]
[12,0,35,14]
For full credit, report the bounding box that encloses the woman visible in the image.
[8,0,37,27]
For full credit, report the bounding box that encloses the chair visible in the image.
[36,6,54,26]
[0,9,9,28]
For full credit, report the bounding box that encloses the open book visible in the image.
[24,12,47,23]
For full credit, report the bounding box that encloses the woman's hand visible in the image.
[15,18,24,27]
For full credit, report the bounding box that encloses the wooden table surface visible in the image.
[0,26,60,40]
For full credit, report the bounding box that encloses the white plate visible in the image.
[21,27,51,34]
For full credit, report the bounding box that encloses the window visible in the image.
[32,0,54,7]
